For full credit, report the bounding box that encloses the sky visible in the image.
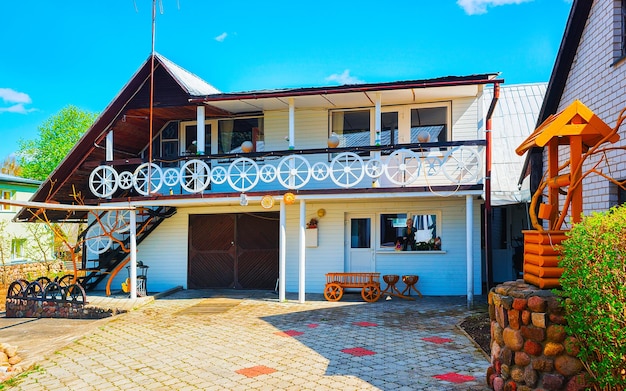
[0,0,573,161]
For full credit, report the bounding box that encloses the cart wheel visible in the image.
[57,274,75,288]
[361,283,381,302]
[64,283,86,303]
[324,283,343,301]
[7,280,25,298]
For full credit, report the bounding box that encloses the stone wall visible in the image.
[0,261,68,285]
[487,280,587,391]
[5,298,123,319]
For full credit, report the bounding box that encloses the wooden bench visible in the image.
[324,272,381,302]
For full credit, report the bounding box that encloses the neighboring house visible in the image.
[17,53,506,303]
[0,173,43,263]
[522,0,626,216]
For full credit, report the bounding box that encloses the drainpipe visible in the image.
[484,82,500,291]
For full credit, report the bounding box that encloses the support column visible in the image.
[288,98,295,150]
[466,195,474,309]
[129,209,138,300]
[298,199,306,303]
[279,199,286,302]
[374,93,381,146]
[196,106,205,155]
[106,131,113,161]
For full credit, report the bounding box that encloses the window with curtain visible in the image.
[218,117,264,153]
[331,110,371,148]
[410,107,448,143]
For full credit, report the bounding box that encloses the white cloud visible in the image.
[0,88,31,104]
[0,103,36,114]
[215,32,228,42]
[457,0,533,15]
[325,70,364,85]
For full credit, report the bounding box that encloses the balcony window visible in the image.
[183,124,211,155]
[218,117,264,153]
[331,110,371,148]
[381,112,399,145]
[410,107,448,143]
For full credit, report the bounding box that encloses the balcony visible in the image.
[88,141,486,199]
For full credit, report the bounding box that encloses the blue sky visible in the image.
[0,0,572,161]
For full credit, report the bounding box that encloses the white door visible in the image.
[345,215,375,272]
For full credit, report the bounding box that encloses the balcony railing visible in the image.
[88,141,486,199]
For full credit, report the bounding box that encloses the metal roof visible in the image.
[485,82,548,205]
[0,173,41,186]
[155,53,221,96]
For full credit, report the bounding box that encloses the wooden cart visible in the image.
[324,272,381,302]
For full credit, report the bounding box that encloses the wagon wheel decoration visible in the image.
[228,157,259,192]
[330,152,365,188]
[7,280,28,298]
[85,224,112,254]
[133,163,163,196]
[361,283,381,303]
[421,155,443,176]
[89,165,119,198]
[211,165,228,184]
[442,146,481,184]
[311,162,330,181]
[24,281,44,299]
[324,283,343,302]
[36,276,51,286]
[106,209,132,234]
[64,284,86,303]
[44,281,64,301]
[180,159,211,193]
[384,149,420,186]
[365,157,384,178]
[118,171,134,190]
[277,155,311,189]
[162,168,180,187]
[57,274,75,289]
[259,164,277,183]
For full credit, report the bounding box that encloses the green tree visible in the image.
[18,105,98,181]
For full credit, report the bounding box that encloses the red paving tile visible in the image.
[307,323,319,328]
[353,321,378,327]
[433,372,476,383]
[275,330,304,337]
[422,336,453,344]
[236,365,277,378]
[341,347,376,356]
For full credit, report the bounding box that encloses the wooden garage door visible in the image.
[188,213,278,289]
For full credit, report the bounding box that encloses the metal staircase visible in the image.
[78,206,177,291]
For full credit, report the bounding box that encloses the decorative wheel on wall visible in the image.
[89,165,119,198]
[421,155,443,176]
[210,166,228,184]
[106,210,132,234]
[384,149,420,186]
[442,146,481,183]
[180,159,211,193]
[311,162,330,181]
[365,157,384,178]
[85,224,112,254]
[7,280,28,298]
[361,283,381,302]
[330,152,364,188]
[43,281,64,301]
[323,283,343,301]
[57,274,75,289]
[118,171,134,190]
[228,157,259,192]
[24,281,44,299]
[64,284,86,303]
[259,164,277,183]
[277,155,311,189]
[133,163,163,196]
[162,168,181,187]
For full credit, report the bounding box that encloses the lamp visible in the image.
[239,193,248,206]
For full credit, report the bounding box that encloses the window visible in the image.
[183,124,211,155]
[380,212,439,250]
[381,112,399,145]
[218,117,264,153]
[11,238,26,259]
[620,0,626,60]
[410,107,448,143]
[159,121,180,160]
[331,110,371,148]
[2,190,12,211]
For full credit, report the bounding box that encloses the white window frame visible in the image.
[376,210,442,251]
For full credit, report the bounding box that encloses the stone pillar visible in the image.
[487,280,587,391]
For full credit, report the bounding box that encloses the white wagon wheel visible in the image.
[85,224,112,254]
[311,162,330,181]
[442,147,481,184]
[365,157,384,178]
[211,166,228,184]
[277,155,311,189]
[118,171,134,190]
[421,155,443,176]
[133,163,163,196]
[106,210,132,234]
[180,159,211,193]
[259,164,277,183]
[384,149,420,186]
[89,165,119,198]
[330,152,365,188]
[227,157,259,192]
[162,168,181,187]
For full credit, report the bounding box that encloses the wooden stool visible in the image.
[401,275,423,298]
[381,275,402,296]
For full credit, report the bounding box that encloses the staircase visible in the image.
[78,206,177,291]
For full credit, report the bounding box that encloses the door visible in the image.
[188,213,279,289]
[345,215,375,272]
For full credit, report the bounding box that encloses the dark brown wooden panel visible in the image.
[188,214,235,288]
[236,213,279,289]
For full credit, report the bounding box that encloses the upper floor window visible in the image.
[331,110,371,148]
[411,107,448,143]
[2,190,12,211]
[218,117,264,153]
[614,0,626,61]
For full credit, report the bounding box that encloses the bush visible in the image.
[558,205,626,390]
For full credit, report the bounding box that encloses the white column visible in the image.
[279,199,286,302]
[288,98,295,150]
[466,195,474,309]
[298,199,306,303]
[129,209,138,300]
[375,93,381,146]
[196,106,205,155]
[106,131,113,161]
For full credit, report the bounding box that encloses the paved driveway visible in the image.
[5,290,489,390]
